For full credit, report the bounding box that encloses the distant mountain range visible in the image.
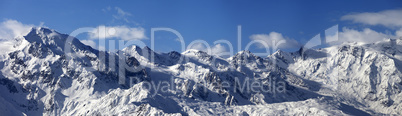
[0,27,401,115]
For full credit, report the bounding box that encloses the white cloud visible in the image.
[211,44,227,55]
[102,7,134,23]
[89,25,147,40]
[0,19,33,40]
[189,43,206,51]
[337,9,402,44]
[396,28,402,38]
[102,6,112,12]
[326,27,394,44]
[0,40,17,54]
[341,9,402,28]
[114,7,132,23]
[249,32,300,49]
[115,7,132,17]
[0,19,36,54]
[188,43,228,57]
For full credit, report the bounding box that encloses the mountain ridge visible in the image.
[0,27,401,115]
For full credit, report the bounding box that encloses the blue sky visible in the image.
[1,0,402,57]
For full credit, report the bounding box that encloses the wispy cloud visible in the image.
[341,9,402,28]
[103,6,134,23]
[88,25,147,40]
[337,9,402,44]
[0,19,37,54]
[114,7,132,23]
[397,29,402,38]
[115,7,132,17]
[210,44,227,56]
[0,19,33,40]
[102,6,112,12]
[337,28,393,44]
[249,32,301,49]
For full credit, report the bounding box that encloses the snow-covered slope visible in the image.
[0,27,147,115]
[287,39,402,115]
[0,27,401,115]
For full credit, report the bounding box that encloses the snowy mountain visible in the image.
[0,27,401,115]
[287,40,402,115]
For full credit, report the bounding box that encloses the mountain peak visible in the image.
[271,49,289,56]
[228,50,262,62]
[123,45,142,51]
[33,27,53,34]
[143,46,152,51]
[25,27,57,38]
[182,49,202,54]
[23,27,65,44]
[237,50,252,54]
[122,45,144,56]
[269,49,294,65]
[20,27,92,56]
[233,50,257,58]
[182,49,211,57]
